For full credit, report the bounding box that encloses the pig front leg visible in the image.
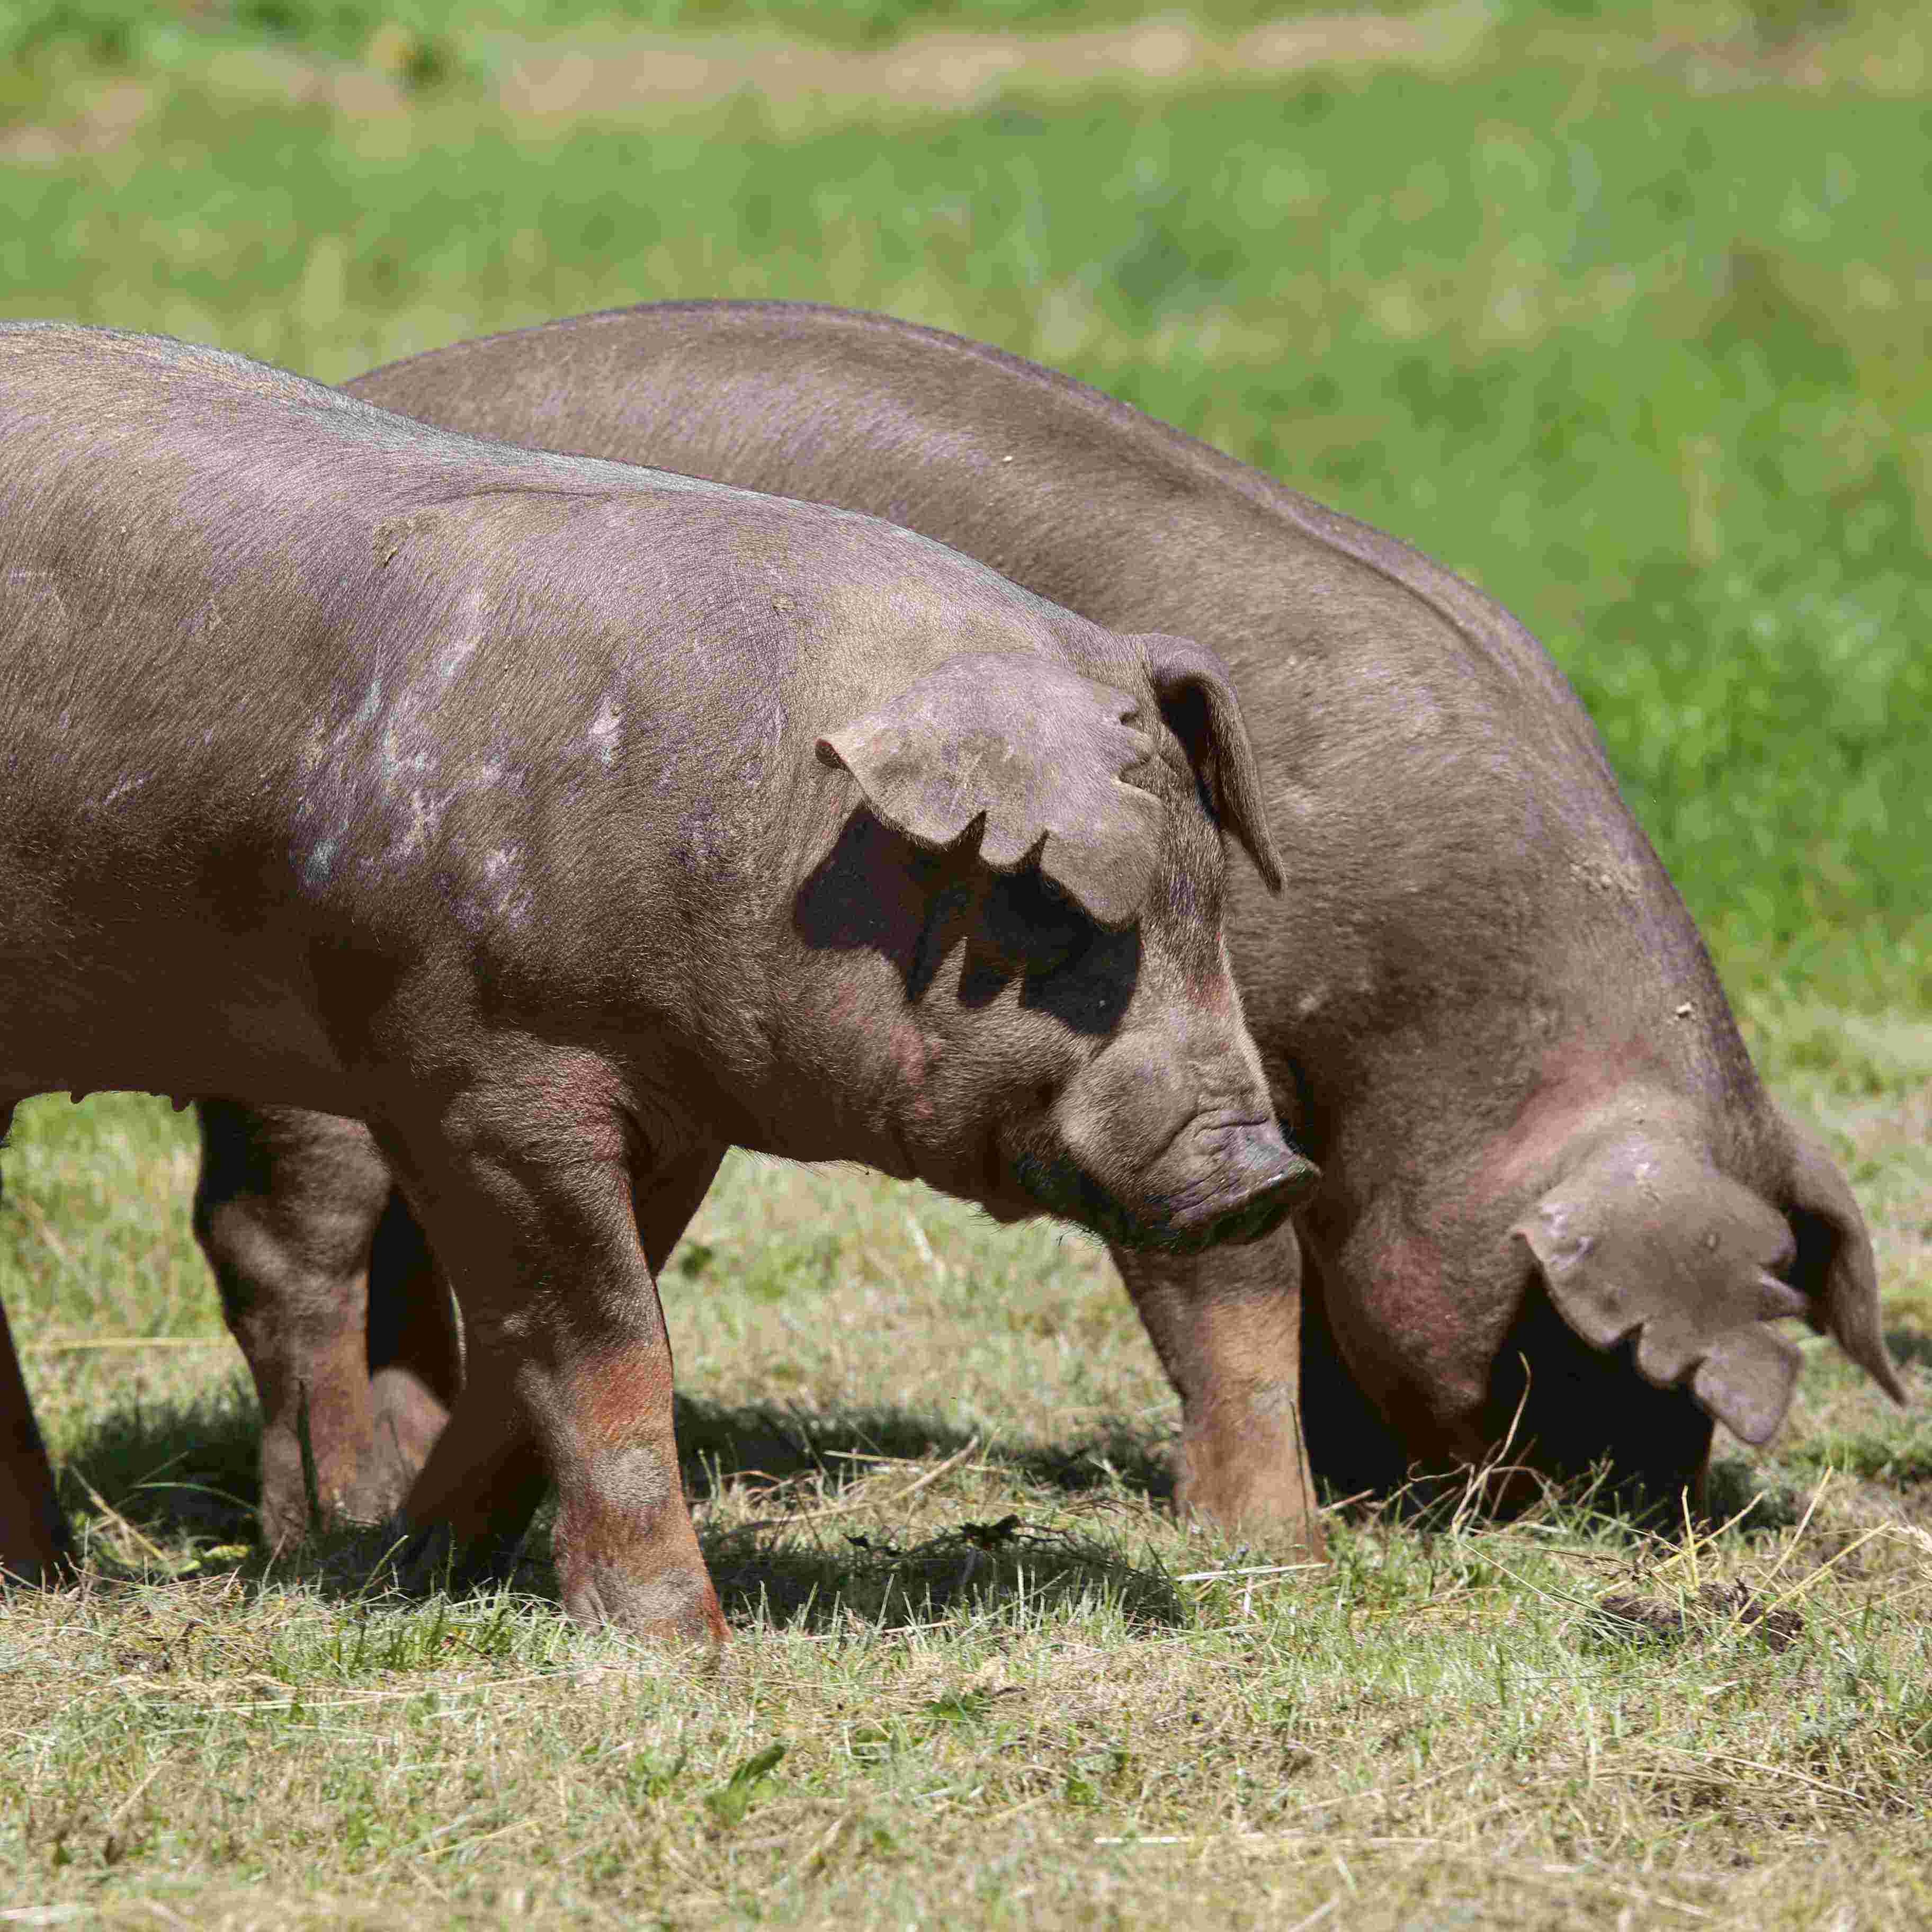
[1112,1219,1325,1558]
[0,1101,76,1584]
[195,1101,461,1546]
[0,1293,74,1585]
[380,1101,727,1645]
[0,1295,72,1584]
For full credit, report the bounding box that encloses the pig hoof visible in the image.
[0,1546,78,1590]
[1173,1481,1327,1560]
[385,1519,454,1597]
[384,1519,527,1600]
[559,1559,728,1647]
[360,1366,451,1516]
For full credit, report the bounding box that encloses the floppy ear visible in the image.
[1779,1118,1907,1405]
[816,650,1164,928]
[1131,634,1284,893]
[1513,1135,1813,1445]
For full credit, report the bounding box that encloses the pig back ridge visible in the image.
[0,321,1072,680]
[0,321,770,559]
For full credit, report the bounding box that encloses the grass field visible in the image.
[2,3,1929,1925]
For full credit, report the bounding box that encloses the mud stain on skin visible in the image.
[550,1347,687,1569]
[496,13,1474,119]
[572,1341,676,1449]
[587,698,622,768]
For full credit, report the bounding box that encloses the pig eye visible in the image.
[983,866,1094,972]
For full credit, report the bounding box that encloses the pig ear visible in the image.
[1513,1135,1813,1446]
[816,651,1164,928]
[1131,634,1285,894]
[1779,1118,1907,1405]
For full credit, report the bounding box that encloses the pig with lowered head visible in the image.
[0,323,1308,1639]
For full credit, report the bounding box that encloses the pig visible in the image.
[189,302,1906,1557]
[0,321,1310,1638]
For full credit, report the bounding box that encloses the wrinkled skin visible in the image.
[195,302,1907,1556]
[0,323,1307,1636]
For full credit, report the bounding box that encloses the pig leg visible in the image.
[362,1189,463,1493]
[0,1101,76,1584]
[196,1102,405,1545]
[386,1106,726,1644]
[1294,1245,1411,1501]
[196,1104,463,1543]
[1112,1217,1325,1557]
[0,1298,72,1585]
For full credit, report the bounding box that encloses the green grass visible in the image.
[2,7,1929,1925]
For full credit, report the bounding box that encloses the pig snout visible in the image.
[1164,1115,1311,1249]
[1021,1032,1319,1254]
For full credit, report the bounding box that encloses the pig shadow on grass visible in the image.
[696,1515,1186,1635]
[671,1391,1174,1510]
[50,1381,1187,1633]
[55,1374,264,1553]
[57,1375,1819,1631]
[675,1392,1187,1632]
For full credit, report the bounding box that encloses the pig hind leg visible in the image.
[1113,1219,1325,1557]
[0,1099,76,1584]
[195,1103,436,1546]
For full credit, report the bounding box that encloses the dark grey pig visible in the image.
[0,323,1308,1637]
[193,303,1905,1555]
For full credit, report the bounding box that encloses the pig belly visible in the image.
[0,920,347,1111]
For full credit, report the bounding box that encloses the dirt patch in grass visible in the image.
[493,7,1483,120]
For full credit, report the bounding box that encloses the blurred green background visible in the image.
[4,0,1928,1014]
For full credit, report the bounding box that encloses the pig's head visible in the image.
[1496,1098,1905,1496]
[804,636,1316,1252]
[1304,1063,1908,1514]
